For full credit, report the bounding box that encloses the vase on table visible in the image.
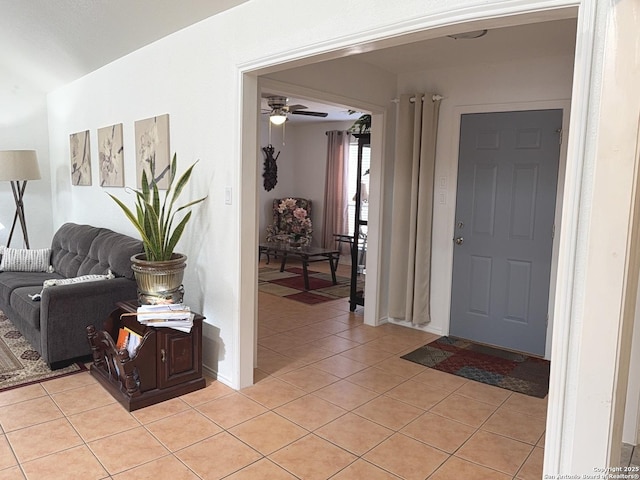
[289,234,303,249]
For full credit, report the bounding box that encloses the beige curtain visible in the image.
[322,130,351,251]
[388,94,441,325]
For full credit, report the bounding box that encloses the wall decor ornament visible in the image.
[70,130,92,186]
[98,123,124,187]
[134,114,170,190]
[262,144,279,191]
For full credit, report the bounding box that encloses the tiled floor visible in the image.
[0,261,546,479]
[621,443,640,470]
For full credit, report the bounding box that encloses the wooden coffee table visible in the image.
[259,243,340,290]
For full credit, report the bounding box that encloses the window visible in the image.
[346,139,370,237]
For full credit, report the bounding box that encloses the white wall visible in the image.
[43,0,401,386]
[0,93,53,249]
[295,120,354,247]
[47,14,249,385]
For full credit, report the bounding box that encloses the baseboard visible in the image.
[202,363,235,390]
[386,316,444,336]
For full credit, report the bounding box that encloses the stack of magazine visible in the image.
[135,304,194,333]
[115,327,142,358]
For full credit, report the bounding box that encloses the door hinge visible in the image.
[552,224,555,239]
[556,128,563,145]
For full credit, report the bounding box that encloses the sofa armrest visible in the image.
[39,278,138,366]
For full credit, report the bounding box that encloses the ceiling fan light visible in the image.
[270,110,287,125]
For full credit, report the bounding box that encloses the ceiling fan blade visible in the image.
[291,110,328,117]
[287,104,308,111]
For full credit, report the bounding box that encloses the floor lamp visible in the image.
[0,150,41,249]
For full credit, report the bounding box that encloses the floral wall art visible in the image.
[70,130,92,186]
[134,114,170,189]
[98,123,124,187]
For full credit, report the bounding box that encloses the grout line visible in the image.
[0,280,551,478]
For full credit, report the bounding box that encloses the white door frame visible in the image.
[238,0,639,473]
[445,99,571,360]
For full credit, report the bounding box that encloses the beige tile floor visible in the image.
[0,261,547,479]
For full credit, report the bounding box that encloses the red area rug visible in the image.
[258,266,355,305]
[401,336,550,398]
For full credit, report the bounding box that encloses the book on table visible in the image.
[114,327,143,358]
[115,327,128,350]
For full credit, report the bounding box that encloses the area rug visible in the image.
[258,266,363,305]
[0,311,87,392]
[401,336,550,398]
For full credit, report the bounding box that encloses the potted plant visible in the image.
[108,153,207,304]
[348,112,371,134]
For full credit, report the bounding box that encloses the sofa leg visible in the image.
[48,354,91,371]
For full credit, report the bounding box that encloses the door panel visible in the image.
[471,164,498,235]
[450,110,562,356]
[468,255,492,316]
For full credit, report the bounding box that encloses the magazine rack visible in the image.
[86,300,206,411]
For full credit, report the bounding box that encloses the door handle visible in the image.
[454,237,464,245]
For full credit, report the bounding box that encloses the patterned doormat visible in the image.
[401,336,550,398]
[258,266,362,305]
[0,311,87,392]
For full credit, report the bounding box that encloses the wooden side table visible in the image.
[86,300,206,411]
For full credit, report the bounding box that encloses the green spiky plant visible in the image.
[108,153,207,262]
[347,112,371,134]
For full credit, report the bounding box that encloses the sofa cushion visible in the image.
[10,286,47,331]
[77,230,142,280]
[0,271,65,305]
[50,223,102,278]
[0,248,53,272]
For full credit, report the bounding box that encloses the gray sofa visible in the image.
[0,223,143,369]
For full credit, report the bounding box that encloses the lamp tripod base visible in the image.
[7,180,31,249]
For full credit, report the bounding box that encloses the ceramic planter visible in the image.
[131,253,187,305]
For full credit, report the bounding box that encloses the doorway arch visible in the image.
[236,0,639,472]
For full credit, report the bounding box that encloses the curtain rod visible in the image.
[391,94,444,104]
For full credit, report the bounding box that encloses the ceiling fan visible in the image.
[263,95,328,125]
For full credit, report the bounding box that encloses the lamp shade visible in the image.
[270,109,288,125]
[0,150,41,181]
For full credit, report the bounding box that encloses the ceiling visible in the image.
[1,3,576,124]
[0,0,248,93]
[354,18,577,74]
[262,18,577,123]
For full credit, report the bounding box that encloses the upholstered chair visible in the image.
[265,197,313,247]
